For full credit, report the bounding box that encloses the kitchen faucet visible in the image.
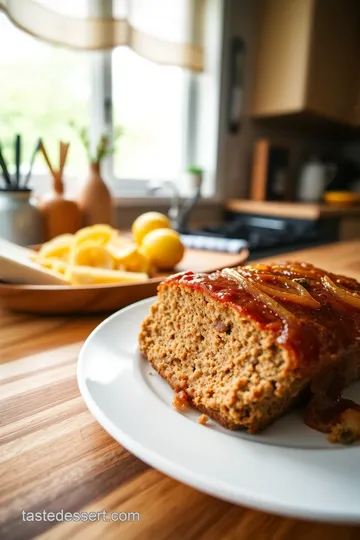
[146,178,202,232]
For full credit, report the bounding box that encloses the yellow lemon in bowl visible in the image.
[65,266,148,285]
[70,243,114,269]
[141,228,184,270]
[132,212,171,245]
[74,224,117,247]
[37,234,73,261]
[107,243,151,273]
[36,257,69,274]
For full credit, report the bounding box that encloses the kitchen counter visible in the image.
[257,239,360,277]
[1,242,360,539]
[226,199,360,220]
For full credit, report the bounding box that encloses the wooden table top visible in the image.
[2,241,360,540]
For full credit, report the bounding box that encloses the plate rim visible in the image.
[77,298,360,524]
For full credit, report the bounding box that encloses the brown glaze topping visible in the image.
[166,262,360,370]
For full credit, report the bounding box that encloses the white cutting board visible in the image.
[0,238,68,285]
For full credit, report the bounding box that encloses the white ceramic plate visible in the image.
[78,298,360,523]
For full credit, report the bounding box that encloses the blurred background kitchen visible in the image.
[1,0,360,260]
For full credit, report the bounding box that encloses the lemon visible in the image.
[37,234,73,261]
[74,224,116,247]
[108,233,133,250]
[36,257,68,275]
[65,266,148,285]
[107,243,151,273]
[124,250,151,273]
[107,243,137,264]
[141,228,184,269]
[70,243,114,269]
[132,212,171,245]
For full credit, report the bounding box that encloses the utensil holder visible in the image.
[0,189,43,246]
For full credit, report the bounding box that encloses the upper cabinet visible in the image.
[251,0,360,126]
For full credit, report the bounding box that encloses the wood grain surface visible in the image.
[1,241,360,539]
[225,199,360,219]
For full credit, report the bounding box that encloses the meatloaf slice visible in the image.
[138,262,360,433]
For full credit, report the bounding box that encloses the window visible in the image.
[0,13,90,177]
[0,1,223,198]
[112,47,187,181]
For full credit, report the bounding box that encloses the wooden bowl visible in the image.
[0,248,249,314]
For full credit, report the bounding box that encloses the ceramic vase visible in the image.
[36,174,82,241]
[77,163,114,227]
[0,189,43,245]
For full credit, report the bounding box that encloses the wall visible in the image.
[218,0,344,201]
[114,199,222,229]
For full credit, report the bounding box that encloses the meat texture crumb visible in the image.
[172,390,188,410]
[198,414,209,425]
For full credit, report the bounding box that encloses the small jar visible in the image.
[0,189,43,246]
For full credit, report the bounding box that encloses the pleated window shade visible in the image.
[0,0,206,70]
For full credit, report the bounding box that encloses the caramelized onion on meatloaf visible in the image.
[138,262,360,435]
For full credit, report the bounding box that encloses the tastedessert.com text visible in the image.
[21,510,140,523]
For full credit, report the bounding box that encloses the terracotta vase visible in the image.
[36,174,82,241]
[77,163,114,227]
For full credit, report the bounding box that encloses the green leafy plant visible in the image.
[69,121,123,165]
[187,164,203,174]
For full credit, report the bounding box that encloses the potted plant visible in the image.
[186,165,203,191]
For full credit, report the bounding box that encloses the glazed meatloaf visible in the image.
[139,262,360,435]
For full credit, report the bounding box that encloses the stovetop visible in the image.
[180,215,330,259]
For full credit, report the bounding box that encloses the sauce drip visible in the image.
[305,371,360,443]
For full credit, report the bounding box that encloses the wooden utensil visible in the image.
[59,141,70,175]
[36,140,82,240]
[39,141,55,178]
[0,248,249,314]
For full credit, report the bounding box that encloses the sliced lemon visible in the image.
[70,243,114,269]
[36,256,69,275]
[107,243,137,262]
[124,249,151,273]
[74,224,117,247]
[108,233,133,249]
[65,266,148,285]
[107,243,151,273]
[37,234,74,261]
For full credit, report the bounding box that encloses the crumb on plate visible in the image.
[198,414,209,425]
[172,390,188,410]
